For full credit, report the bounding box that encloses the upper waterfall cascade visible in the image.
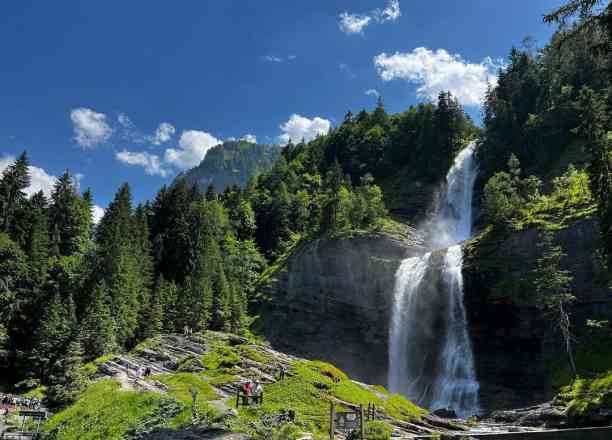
[388,141,480,418]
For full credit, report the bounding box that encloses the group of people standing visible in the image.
[241,379,264,404]
[1,393,41,415]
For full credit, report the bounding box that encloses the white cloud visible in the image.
[116,150,169,177]
[240,134,257,144]
[376,0,401,22]
[153,122,175,145]
[339,0,400,35]
[365,89,380,98]
[164,130,222,169]
[278,114,331,145]
[117,113,134,128]
[70,108,113,148]
[287,55,297,60]
[92,205,105,225]
[374,47,502,106]
[339,13,372,34]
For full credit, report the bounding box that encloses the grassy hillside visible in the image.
[42,332,431,440]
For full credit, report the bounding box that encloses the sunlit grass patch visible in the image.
[154,372,219,427]
[44,379,169,440]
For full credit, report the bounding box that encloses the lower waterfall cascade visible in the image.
[388,142,481,418]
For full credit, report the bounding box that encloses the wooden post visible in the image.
[329,402,335,440]
[360,404,366,440]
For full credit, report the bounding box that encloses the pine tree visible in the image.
[575,87,612,267]
[49,171,90,256]
[150,180,194,283]
[96,184,150,348]
[211,262,231,331]
[26,191,49,284]
[80,282,118,358]
[32,293,75,379]
[134,204,154,337]
[178,275,213,331]
[47,337,87,407]
[0,152,30,234]
[155,275,179,333]
[229,282,246,333]
[141,279,164,339]
[532,230,577,376]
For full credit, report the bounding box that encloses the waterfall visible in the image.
[388,142,480,418]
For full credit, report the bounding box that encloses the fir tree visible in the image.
[26,191,50,284]
[48,171,90,256]
[80,282,118,358]
[32,292,75,379]
[47,337,87,407]
[532,230,577,376]
[141,279,164,339]
[0,152,30,234]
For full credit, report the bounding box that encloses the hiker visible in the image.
[278,365,286,381]
[183,325,189,337]
[252,380,263,404]
[239,380,253,406]
[144,367,152,377]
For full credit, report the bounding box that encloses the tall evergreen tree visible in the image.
[31,292,76,379]
[48,171,90,256]
[46,337,87,407]
[575,87,612,267]
[26,191,50,284]
[80,281,118,358]
[0,152,30,235]
[532,231,577,376]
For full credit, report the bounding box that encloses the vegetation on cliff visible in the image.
[180,140,282,192]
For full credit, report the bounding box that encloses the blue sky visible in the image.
[0,0,564,217]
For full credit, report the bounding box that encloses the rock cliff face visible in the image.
[259,219,611,412]
[259,233,422,386]
[463,218,612,411]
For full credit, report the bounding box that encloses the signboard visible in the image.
[19,410,47,420]
[334,411,360,431]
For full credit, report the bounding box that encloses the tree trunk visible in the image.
[559,302,577,377]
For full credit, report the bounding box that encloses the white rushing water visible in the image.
[388,142,480,418]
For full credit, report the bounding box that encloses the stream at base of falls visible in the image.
[388,141,481,418]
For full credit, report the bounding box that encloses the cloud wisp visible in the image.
[339,0,401,35]
[374,47,502,106]
[261,55,297,63]
[116,150,169,177]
